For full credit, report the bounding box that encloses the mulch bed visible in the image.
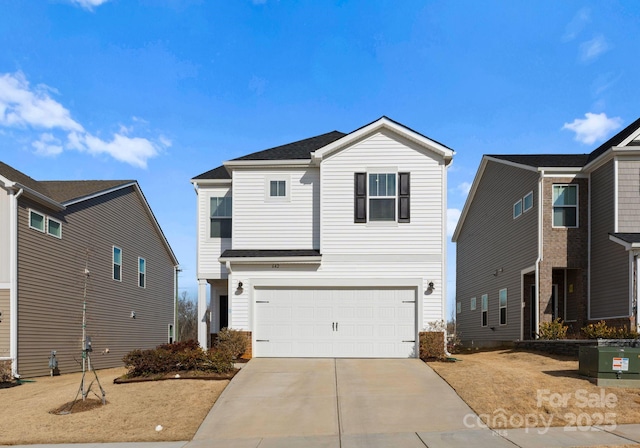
[113,369,238,384]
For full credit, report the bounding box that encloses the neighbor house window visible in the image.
[168,324,174,344]
[470,297,476,311]
[354,172,410,223]
[513,199,523,219]
[523,191,533,213]
[113,246,122,281]
[210,197,232,238]
[270,180,287,197]
[29,210,45,232]
[456,302,461,314]
[552,185,578,227]
[138,257,146,288]
[499,288,507,325]
[47,217,62,238]
[481,294,488,327]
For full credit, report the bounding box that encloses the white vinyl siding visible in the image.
[233,168,319,250]
[196,185,232,279]
[321,132,444,255]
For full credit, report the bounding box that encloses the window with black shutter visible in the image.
[354,172,367,223]
[354,172,410,223]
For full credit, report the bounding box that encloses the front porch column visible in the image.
[197,279,209,349]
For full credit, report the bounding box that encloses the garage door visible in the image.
[254,288,416,358]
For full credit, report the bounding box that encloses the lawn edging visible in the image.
[514,338,640,357]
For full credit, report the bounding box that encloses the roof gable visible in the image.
[192,165,231,181]
[41,180,134,203]
[312,116,454,163]
[588,117,640,164]
[231,131,346,161]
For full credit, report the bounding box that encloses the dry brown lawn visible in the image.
[429,349,640,432]
[0,367,228,445]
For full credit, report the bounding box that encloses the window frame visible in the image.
[481,294,488,327]
[470,297,477,311]
[138,257,146,288]
[113,246,122,282]
[499,288,507,326]
[210,196,232,238]
[368,172,397,222]
[456,301,461,314]
[523,191,534,213]
[265,175,290,201]
[552,184,579,228]
[513,199,522,219]
[29,209,45,233]
[47,217,62,239]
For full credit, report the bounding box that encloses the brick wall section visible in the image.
[540,177,589,329]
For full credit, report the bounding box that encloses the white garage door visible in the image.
[254,288,416,358]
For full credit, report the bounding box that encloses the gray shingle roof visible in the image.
[220,249,321,258]
[0,161,132,204]
[232,131,346,161]
[488,154,590,168]
[610,233,640,244]
[588,117,640,163]
[192,165,231,181]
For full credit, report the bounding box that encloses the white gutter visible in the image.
[10,187,23,377]
[534,170,544,338]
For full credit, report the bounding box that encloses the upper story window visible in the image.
[354,172,410,223]
[210,197,232,238]
[513,199,523,219]
[470,297,477,310]
[499,288,507,325]
[138,257,146,288]
[270,180,287,197]
[523,191,533,212]
[47,217,62,238]
[481,294,488,327]
[113,246,122,281]
[29,210,45,232]
[552,185,578,227]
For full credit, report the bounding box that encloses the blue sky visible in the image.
[1,0,639,317]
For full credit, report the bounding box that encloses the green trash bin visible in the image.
[579,346,640,387]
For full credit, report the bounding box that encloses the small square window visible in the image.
[47,218,62,238]
[270,180,286,197]
[513,199,522,219]
[523,192,533,212]
[29,210,45,232]
[456,302,461,314]
[470,297,476,311]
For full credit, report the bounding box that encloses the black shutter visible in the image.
[398,172,410,223]
[354,172,367,223]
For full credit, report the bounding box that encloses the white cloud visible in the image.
[0,71,165,168]
[32,133,63,156]
[70,0,110,11]
[580,35,610,62]
[562,112,623,145]
[0,72,83,132]
[562,8,590,42]
[447,208,461,238]
[456,182,472,196]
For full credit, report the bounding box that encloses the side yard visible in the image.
[429,350,640,430]
[0,367,228,445]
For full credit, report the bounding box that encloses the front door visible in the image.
[219,295,228,329]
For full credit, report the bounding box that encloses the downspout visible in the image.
[534,170,544,338]
[10,187,23,378]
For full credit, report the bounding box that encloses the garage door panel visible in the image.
[254,288,416,358]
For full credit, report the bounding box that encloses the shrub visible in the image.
[537,318,568,340]
[0,360,13,383]
[582,321,638,339]
[215,328,248,359]
[420,331,446,361]
[157,339,200,353]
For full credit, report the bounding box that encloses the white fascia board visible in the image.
[219,256,322,264]
[619,126,640,147]
[583,148,615,172]
[609,234,640,250]
[62,181,138,207]
[311,117,454,163]
[539,167,584,175]
[190,179,232,187]
[223,160,312,168]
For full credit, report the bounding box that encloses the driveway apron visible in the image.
[188,358,486,447]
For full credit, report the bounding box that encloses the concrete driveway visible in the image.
[186,358,510,448]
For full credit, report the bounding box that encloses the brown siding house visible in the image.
[453,117,640,346]
[0,162,178,377]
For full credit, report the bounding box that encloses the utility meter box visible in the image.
[579,346,640,387]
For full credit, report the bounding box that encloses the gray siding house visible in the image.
[453,118,640,346]
[0,162,179,377]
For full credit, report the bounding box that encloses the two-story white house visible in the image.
[191,117,454,358]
